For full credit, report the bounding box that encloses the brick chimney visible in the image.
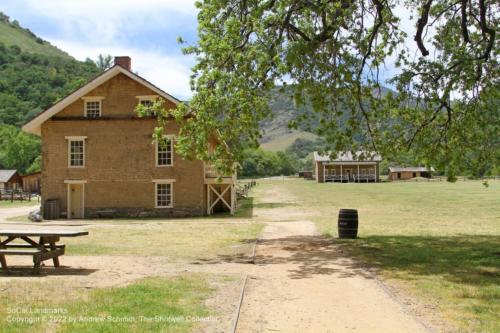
[114,56,131,71]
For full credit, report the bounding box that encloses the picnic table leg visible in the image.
[0,237,6,272]
[33,254,41,274]
[50,242,60,267]
[0,254,7,272]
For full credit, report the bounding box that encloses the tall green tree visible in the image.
[152,0,499,179]
[94,54,113,71]
[0,124,40,173]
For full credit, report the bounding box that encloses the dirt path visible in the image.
[0,205,35,222]
[235,187,431,333]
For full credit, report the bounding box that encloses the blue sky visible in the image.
[1,0,199,99]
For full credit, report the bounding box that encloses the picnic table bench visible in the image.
[0,227,89,274]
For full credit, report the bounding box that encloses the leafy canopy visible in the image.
[155,0,499,179]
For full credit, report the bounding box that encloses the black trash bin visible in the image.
[338,208,358,239]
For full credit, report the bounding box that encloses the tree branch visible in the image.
[460,0,470,44]
[415,0,433,56]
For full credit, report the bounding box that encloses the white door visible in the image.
[68,183,84,219]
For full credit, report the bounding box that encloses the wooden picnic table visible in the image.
[0,227,89,273]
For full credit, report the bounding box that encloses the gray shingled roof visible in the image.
[313,151,382,162]
[388,166,434,173]
[0,170,17,183]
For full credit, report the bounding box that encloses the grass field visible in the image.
[0,274,214,333]
[64,219,263,260]
[1,180,498,332]
[0,200,40,208]
[255,179,500,332]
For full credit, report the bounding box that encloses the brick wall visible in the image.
[41,73,206,218]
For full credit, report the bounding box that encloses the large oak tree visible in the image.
[151,0,499,179]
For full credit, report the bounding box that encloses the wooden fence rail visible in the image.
[0,190,38,202]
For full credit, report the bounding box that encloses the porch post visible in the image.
[340,164,343,183]
[206,185,211,215]
[230,184,235,215]
[357,164,360,183]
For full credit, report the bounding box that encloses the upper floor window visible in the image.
[156,136,173,167]
[137,95,159,116]
[83,97,104,117]
[66,136,86,168]
[140,99,154,109]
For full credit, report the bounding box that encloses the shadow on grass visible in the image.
[199,233,500,287]
[251,202,296,209]
[336,235,500,287]
[0,265,98,277]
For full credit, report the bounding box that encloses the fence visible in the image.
[0,189,39,202]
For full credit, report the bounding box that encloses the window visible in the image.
[156,136,173,166]
[140,99,154,108]
[85,100,101,117]
[156,183,172,208]
[140,99,156,116]
[137,96,158,116]
[69,139,85,167]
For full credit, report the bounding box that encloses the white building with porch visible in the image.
[314,151,382,183]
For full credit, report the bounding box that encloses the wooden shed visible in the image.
[388,167,433,181]
[21,171,41,193]
[0,170,22,191]
[314,151,382,183]
[298,171,313,179]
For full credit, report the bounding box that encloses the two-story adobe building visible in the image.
[23,57,235,219]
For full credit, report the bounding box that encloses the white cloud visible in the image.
[17,0,197,44]
[53,39,195,99]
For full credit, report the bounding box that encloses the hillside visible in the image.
[260,86,317,151]
[260,85,396,152]
[0,12,72,59]
[0,12,100,173]
[0,12,100,127]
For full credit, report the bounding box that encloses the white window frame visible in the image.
[136,95,158,105]
[155,135,174,167]
[83,97,104,117]
[137,95,159,116]
[66,136,87,168]
[152,179,175,208]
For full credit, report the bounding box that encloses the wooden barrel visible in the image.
[338,209,358,239]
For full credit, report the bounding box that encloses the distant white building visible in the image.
[313,151,382,183]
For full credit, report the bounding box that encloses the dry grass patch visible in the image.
[64,220,263,261]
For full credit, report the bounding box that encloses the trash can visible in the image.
[43,198,60,220]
